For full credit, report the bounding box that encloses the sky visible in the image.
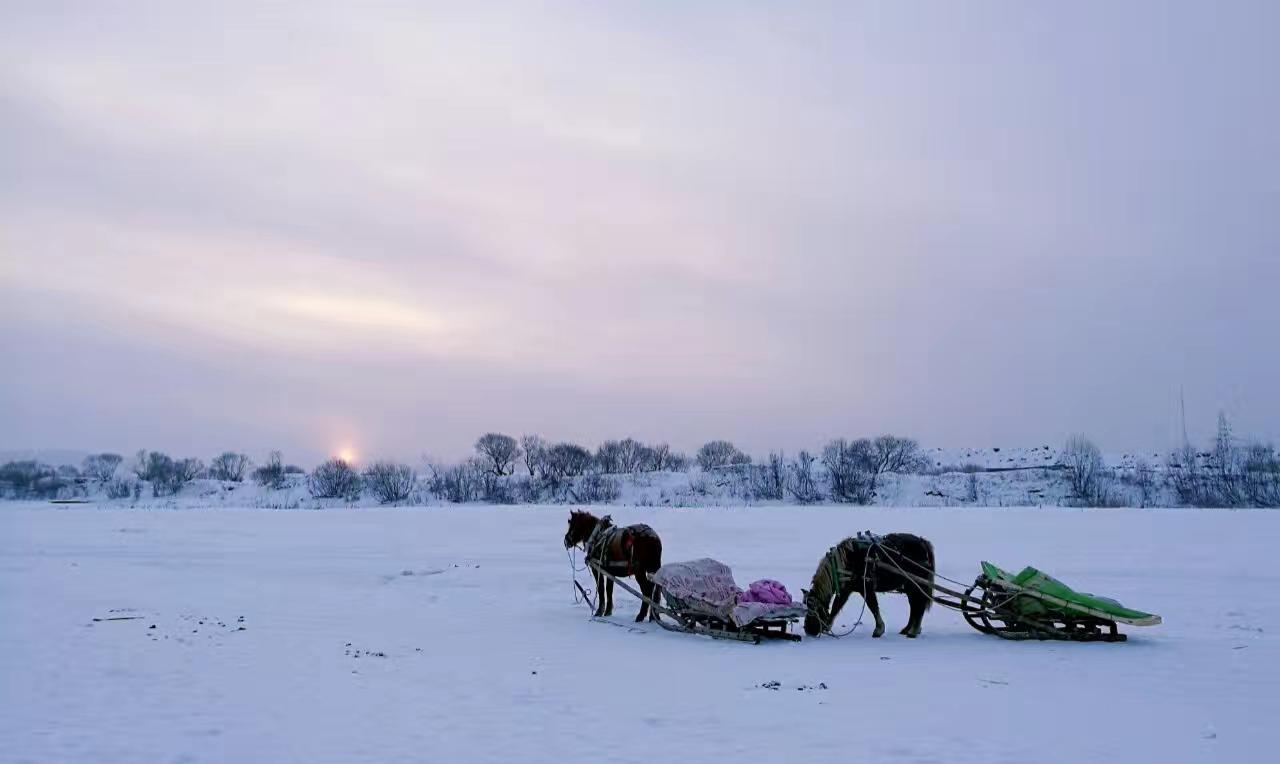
[2,1,1278,466]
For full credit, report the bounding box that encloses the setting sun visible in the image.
[336,447,357,464]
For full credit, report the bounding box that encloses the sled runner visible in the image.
[585,558,806,644]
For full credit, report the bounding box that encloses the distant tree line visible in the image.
[2,418,1277,507]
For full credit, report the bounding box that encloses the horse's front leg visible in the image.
[830,589,853,630]
[592,569,606,617]
[864,589,886,638]
[604,578,615,616]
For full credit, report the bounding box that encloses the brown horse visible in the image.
[803,533,935,638]
[564,510,663,622]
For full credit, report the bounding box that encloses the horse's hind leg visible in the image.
[604,578,615,616]
[865,589,886,638]
[902,589,928,638]
[635,572,652,623]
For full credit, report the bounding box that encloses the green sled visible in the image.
[980,562,1162,627]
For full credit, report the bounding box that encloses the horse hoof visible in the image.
[905,631,919,639]
[872,629,885,639]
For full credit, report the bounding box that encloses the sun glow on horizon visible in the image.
[336,447,358,464]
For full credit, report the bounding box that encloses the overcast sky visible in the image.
[2,1,1277,465]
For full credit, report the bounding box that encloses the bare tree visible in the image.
[1062,435,1105,505]
[641,442,670,471]
[475,433,521,477]
[210,452,251,482]
[82,453,123,482]
[594,440,623,474]
[696,440,750,471]
[617,438,646,474]
[363,461,416,504]
[520,435,547,477]
[1132,458,1156,508]
[544,443,593,480]
[1166,442,1205,506]
[870,435,926,474]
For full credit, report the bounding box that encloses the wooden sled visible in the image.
[586,560,804,644]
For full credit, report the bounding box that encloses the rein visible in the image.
[568,545,596,611]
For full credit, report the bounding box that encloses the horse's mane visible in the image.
[806,543,846,615]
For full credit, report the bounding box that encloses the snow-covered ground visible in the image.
[2,504,1275,763]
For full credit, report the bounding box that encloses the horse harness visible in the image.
[583,515,655,577]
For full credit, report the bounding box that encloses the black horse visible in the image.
[564,510,663,622]
[803,533,935,638]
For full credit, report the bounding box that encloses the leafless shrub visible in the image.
[1242,443,1280,508]
[696,440,750,471]
[134,450,201,497]
[1164,413,1276,508]
[639,442,680,472]
[1130,458,1156,507]
[0,460,67,499]
[82,453,123,482]
[427,458,491,503]
[573,473,620,503]
[363,461,416,504]
[308,459,362,500]
[744,452,787,501]
[821,438,877,504]
[210,452,251,482]
[787,451,822,503]
[475,433,521,477]
[106,478,135,500]
[252,451,287,490]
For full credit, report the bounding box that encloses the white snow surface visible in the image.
[2,504,1276,763]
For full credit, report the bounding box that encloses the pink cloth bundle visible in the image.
[739,579,793,605]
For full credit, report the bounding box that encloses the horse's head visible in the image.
[564,510,597,549]
[801,588,827,636]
